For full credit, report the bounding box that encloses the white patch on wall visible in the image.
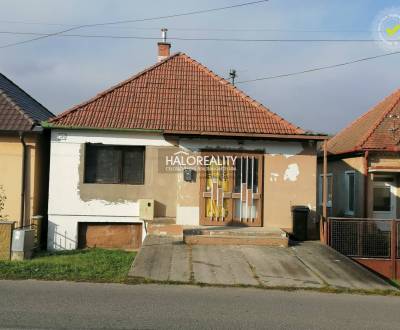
[176,206,199,226]
[284,164,300,182]
[270,173,279,182]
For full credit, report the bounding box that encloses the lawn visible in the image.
[0,248,136,283]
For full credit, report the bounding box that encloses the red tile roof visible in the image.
[49,53,310,137]
[327,89,400,155]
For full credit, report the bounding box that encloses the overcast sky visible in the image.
[0,0,398,134]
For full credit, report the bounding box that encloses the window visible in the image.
[373,187,391,211]
[84,144,145,184]
[345,171,355,215]
[319,173,333,207]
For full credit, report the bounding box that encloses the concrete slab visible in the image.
[240,246,323,288]
[129,235,190,282]
[291,241,392,291]
[129,235,396,291]
[192,245,258,286]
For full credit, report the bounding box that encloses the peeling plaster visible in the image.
[284,164,300,182]
[270,173,279,182]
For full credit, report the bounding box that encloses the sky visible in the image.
[0,0,398,134]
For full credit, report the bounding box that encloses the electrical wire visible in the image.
[0,31,388,42]
[0,0,269,49]
[236,51,400,83]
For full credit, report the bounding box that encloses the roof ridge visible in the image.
[0,72,54,122]
[357,89,400,149]
[0,88,35,128]
[49,52,183,123]
[178,53,304,134]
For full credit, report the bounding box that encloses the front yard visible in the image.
[0,248,135,283]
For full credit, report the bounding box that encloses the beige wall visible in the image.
[264,143,317,233]
[0,133,48,226]
[319,152,400,219]
[317,156,365,217]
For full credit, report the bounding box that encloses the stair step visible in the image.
[147,223,182,236]
[184,234,288,247]
[151,217,176,225]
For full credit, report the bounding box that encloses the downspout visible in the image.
[363,151,369,218]
[322,139,328,243]
[19,132,27,227]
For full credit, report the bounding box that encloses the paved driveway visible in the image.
[129,236,395,291]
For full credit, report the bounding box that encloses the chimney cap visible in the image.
[161,28,168,43]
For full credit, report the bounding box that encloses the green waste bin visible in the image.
[291,206,310,241]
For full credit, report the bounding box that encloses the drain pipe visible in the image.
[19,132,27,227]
[363,151,369,218]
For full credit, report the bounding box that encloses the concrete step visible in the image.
[183,227,288,247]
[152,217,176,225]
[184,235,288,247]
[147,223,183,237]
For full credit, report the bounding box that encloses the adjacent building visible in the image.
[318,89,400,219]
[0,73,54,228]
[45,41,326,250]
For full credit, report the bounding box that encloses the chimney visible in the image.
[157,28,171,62]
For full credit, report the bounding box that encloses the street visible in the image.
[0,280,399,329]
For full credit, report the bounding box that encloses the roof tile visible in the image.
[50,53,306,136]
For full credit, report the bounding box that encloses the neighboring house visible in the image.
[0,73,54,228]
[318,89,400,219]
[45,41,325,250]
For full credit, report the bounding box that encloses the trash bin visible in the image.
[291,206,310,241]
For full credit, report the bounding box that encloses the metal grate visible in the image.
[330,219,391,258]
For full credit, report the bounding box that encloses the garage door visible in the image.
[78,223,142,250]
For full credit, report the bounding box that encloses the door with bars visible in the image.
[200,153,263,227]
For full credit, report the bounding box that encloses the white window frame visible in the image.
[319,173,332,208]
[344,171,356,216]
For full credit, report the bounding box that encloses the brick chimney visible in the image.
[158,28,171,62]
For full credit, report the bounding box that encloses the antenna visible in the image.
[229,69,237,85]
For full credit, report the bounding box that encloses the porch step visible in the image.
[147,218,182,237]
[183,227,288,247]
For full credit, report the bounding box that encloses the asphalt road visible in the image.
[0,280,400,330]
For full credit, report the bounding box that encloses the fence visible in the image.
[327,217,400,280]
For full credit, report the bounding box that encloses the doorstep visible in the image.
[183,226,288,247]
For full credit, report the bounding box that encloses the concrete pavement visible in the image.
[129,235,394,291]
[1,280,400,329]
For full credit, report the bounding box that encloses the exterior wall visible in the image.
[0,133,48,226]
[48,130,319,249]
[264,143,317,235]
[367,152,400,218]
[47,129,176,250]
[318,152,400,219]
[317,156,365,218]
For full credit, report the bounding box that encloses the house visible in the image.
[45,40,326,251]
[0,73,54,230]
[318,89,400,219]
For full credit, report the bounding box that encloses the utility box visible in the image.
[11,228,35,261]
[138,199,154,221]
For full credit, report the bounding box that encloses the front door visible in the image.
[200,153,263,227]
[372,174,397,219]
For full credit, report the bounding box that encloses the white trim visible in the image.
[319,173,332,207]
[344,171,355,216]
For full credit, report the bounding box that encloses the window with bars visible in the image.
[84,144,145,185]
